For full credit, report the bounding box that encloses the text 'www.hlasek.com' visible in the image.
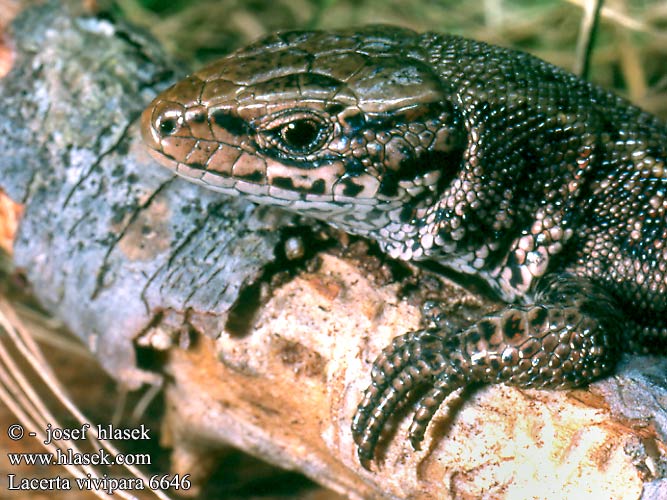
[3,422,192,495]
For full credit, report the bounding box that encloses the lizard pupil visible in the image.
[281,119,321,151]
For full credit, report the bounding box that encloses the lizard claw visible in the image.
[352,329,465,464]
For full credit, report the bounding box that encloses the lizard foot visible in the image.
[351,274,622,468]
[351,328,467,468]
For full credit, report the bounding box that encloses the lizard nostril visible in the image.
[145,100,186,143]
[157,116,177,136]
[154,109,183,138]
[140,100,188,162]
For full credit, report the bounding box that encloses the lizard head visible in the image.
[141,27,467,244]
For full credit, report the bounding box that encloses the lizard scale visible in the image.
[140,26,667,467]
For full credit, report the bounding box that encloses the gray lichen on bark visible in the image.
[0,0,293,387]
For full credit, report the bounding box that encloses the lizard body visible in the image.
[140,26,667,466]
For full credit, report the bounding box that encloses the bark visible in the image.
[1,0,294,388]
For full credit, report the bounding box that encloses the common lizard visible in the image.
[140,26,667,467]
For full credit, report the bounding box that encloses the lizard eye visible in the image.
[263,111,331,156]
[280,119,322,151]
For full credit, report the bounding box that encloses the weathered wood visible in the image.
[0,0,293,389]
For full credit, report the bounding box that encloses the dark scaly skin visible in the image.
[140,26,667,467]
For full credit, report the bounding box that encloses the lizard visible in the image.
[140,25,667,468]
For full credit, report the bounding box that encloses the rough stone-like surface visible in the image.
[0,0,293,388]
[163,252,667,499]
[2,2,667,499]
